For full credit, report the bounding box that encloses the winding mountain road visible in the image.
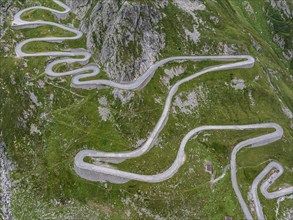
[12,1,292,219]
[251,162,293,219]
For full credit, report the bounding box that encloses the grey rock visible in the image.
[0,142,13,220]
[0,0,13,38]
[79,0,166,82]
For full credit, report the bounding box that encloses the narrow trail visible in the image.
[211,164,230,185]
[12,1,293,219]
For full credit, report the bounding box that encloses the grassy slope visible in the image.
[0,0,292,219]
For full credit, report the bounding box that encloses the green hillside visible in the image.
[0,0,292,219]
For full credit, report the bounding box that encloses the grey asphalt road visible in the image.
[250,162,293,219]
[12,1,291,220]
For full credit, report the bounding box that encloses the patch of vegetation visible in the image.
[0,0,292,219]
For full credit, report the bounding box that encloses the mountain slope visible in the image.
[0,0,292,219]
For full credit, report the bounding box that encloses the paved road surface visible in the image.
[250,162,293,219]
[12,1,292,219]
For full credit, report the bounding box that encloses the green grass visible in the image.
[0,0,292,219]
[17,0,79,28]
[20,25,76,38]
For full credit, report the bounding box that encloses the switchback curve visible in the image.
[12,1,292,219]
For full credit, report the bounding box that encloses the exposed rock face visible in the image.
[72,0,166,82]
[0,142,13,220]
[231,79,246,90]
[173,0,205,45]
[65,0,91,19]
[242,1,254,16]
[0,0,13,39]
[266,0,293,62]
[268,0,292,18]
[173,0,206,13]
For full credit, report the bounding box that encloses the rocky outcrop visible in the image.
[63,0,167,82]
[74,0,166,81]
[268,0,292,18]
[0,142,13,220]
[0,0,13,38]
[266,0,293,62]
[65,0,91,19]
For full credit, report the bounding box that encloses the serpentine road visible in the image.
[250,162,293,220]
[12,1,292,219]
